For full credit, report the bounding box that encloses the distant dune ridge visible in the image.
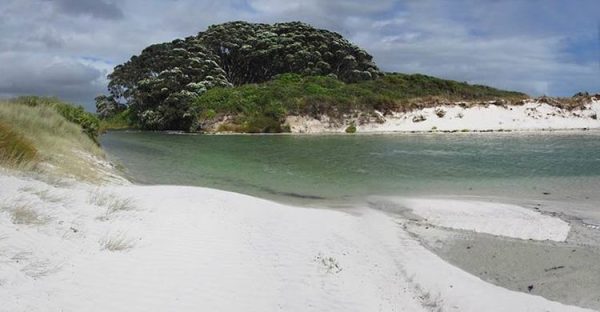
[285,96,600,134]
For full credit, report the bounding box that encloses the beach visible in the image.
[2,98,600,311]
[2,3,599,311]
[286,99,600,133]
[1,168,598,311]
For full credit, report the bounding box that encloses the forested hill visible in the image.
[96,21,527,132]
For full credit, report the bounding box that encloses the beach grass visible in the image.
[100,234,135,251]
[0,121,38,168]
[8,96,100,143]
[0,201,50,225]
[0,100,105,181]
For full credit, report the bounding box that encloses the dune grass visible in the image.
[88,190,136,220]
[100,234,135,251]
[0,122,38,168]
[0,100,105,181]
[9,96,100,143]
[0,201,50,225]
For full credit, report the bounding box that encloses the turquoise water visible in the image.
[101,131,600,206]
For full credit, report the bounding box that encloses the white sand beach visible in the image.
[0,169,595,311]
[2,4,599,311]
[287,98,600,133]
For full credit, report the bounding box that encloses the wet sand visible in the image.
[404,204,600,310]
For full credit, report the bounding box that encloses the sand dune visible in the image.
[287,99,600,133]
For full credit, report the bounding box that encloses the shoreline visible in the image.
[372,195,600,310]
[110,127,600,136]
[102,98,600,136]
[1,168,598,311]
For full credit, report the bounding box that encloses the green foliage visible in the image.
[107,38,231,130]
[364,73,526,101]
[345,123,357,133]
[192,73,526,133]
[53,103,100,143]
[103,21,381,130]
[199,21,380,85]
[0,101,105,180]
[9,96,100,143]
[99,109,134,132]
[0,122,38,167]
[242,114,286,133]
[95,95,126,119]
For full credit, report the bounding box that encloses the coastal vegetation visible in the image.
[0,98,104,180]
[0,121,37,168]
[95,20,593,134]
[100,21,381,130]
[8,96,101,143]
[98,109,133,132]
[192,73,526,133]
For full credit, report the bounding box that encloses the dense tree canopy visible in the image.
[198,21,381,85]
[107,37,231,129]
[101,21,382,130]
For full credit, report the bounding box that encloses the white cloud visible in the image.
[46,0,124,20]
[0,0,597,110]
[0,52,105,103]
[346,1,599,96]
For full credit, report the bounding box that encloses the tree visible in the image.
[198,21,381,85]
[107,38,230,130]
[95,95,125,119]
[101,21,382,130]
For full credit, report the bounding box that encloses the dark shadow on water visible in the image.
[259,186,327,200]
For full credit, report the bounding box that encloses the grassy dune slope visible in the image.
[0,100,107,181]
[8,96,101,143]
[193,73,528,132]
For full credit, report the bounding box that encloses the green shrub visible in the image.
[9,96,100,143]
[99,109,134,132]
[242,114,285,133]
[345,123,357,133]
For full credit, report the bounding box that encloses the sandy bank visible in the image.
[0,171,595,311]
[369,196,600,310]
[286,99,600,133]
[394,197,571,241]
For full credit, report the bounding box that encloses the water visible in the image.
[101,131,600,207]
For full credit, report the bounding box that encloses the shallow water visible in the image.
[101,131,600,210]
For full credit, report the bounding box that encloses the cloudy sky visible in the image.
[1,0,598,110]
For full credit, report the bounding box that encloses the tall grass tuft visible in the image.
[100,234,135,251]
[0,122,38,168]
[1,201,50,225]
